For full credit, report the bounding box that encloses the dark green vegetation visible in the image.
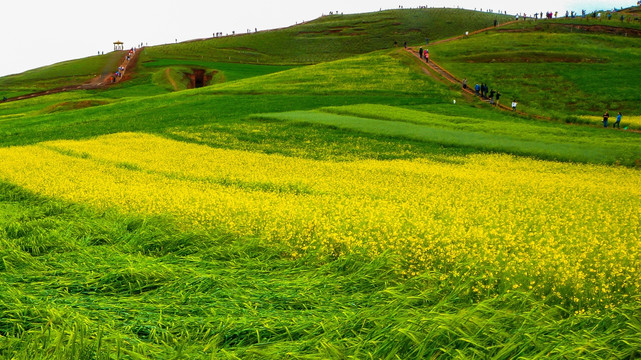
[1,7,641,359]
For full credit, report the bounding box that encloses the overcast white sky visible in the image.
[0,0,634,77]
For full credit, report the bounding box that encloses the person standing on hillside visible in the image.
[462,78,468,90]
[614,112,622,128]
[489,89,495,104]
[512,100,518,111]
[494,19,498,27]
[425,51,430,63]
[495,91,501,106]
[603,111,610,127]
[419,47,424,59]
[475,83,481,95]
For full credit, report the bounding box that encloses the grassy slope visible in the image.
[430,21,641,118]
[0,50,456,148]
[0,52,123,98]
[123,8,511,97]
[143,8,512,65]
[0,48,638,165]
[0,8,509,100]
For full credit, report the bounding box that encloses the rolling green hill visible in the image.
[143,8,511,65]
[0,8,510,100]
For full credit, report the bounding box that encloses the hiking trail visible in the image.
[3,48,142,103]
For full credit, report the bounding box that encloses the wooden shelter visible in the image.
[113,41,124,51]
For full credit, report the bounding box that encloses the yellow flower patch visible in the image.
[1,132,639,307]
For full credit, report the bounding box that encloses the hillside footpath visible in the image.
[3,48,142,103]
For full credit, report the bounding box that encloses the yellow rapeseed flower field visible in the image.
[1,132,639,307]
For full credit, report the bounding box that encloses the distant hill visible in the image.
[142,8,511,65]
[0,8,510,99]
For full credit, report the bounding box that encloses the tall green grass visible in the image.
[2,181,640,359]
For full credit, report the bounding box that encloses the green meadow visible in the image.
[1,7,640,359]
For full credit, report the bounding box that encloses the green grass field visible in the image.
[1,6,641,359]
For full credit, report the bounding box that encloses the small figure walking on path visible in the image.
[425,52,430,63]
[512,100,518,111]
[404,41,407,49]
[475,83,480,96]
[419,47,424,59]
[614,112,622,128]
[462,78,468,89]
[495,91,501,106]
[603,111,610,127]
[489,89,495,105]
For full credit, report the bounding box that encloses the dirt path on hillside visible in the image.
[405,20,537,116]
[408,49,641,133]
[408,48,528,113]
[3,48,143,103]
[406,20,641,131]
